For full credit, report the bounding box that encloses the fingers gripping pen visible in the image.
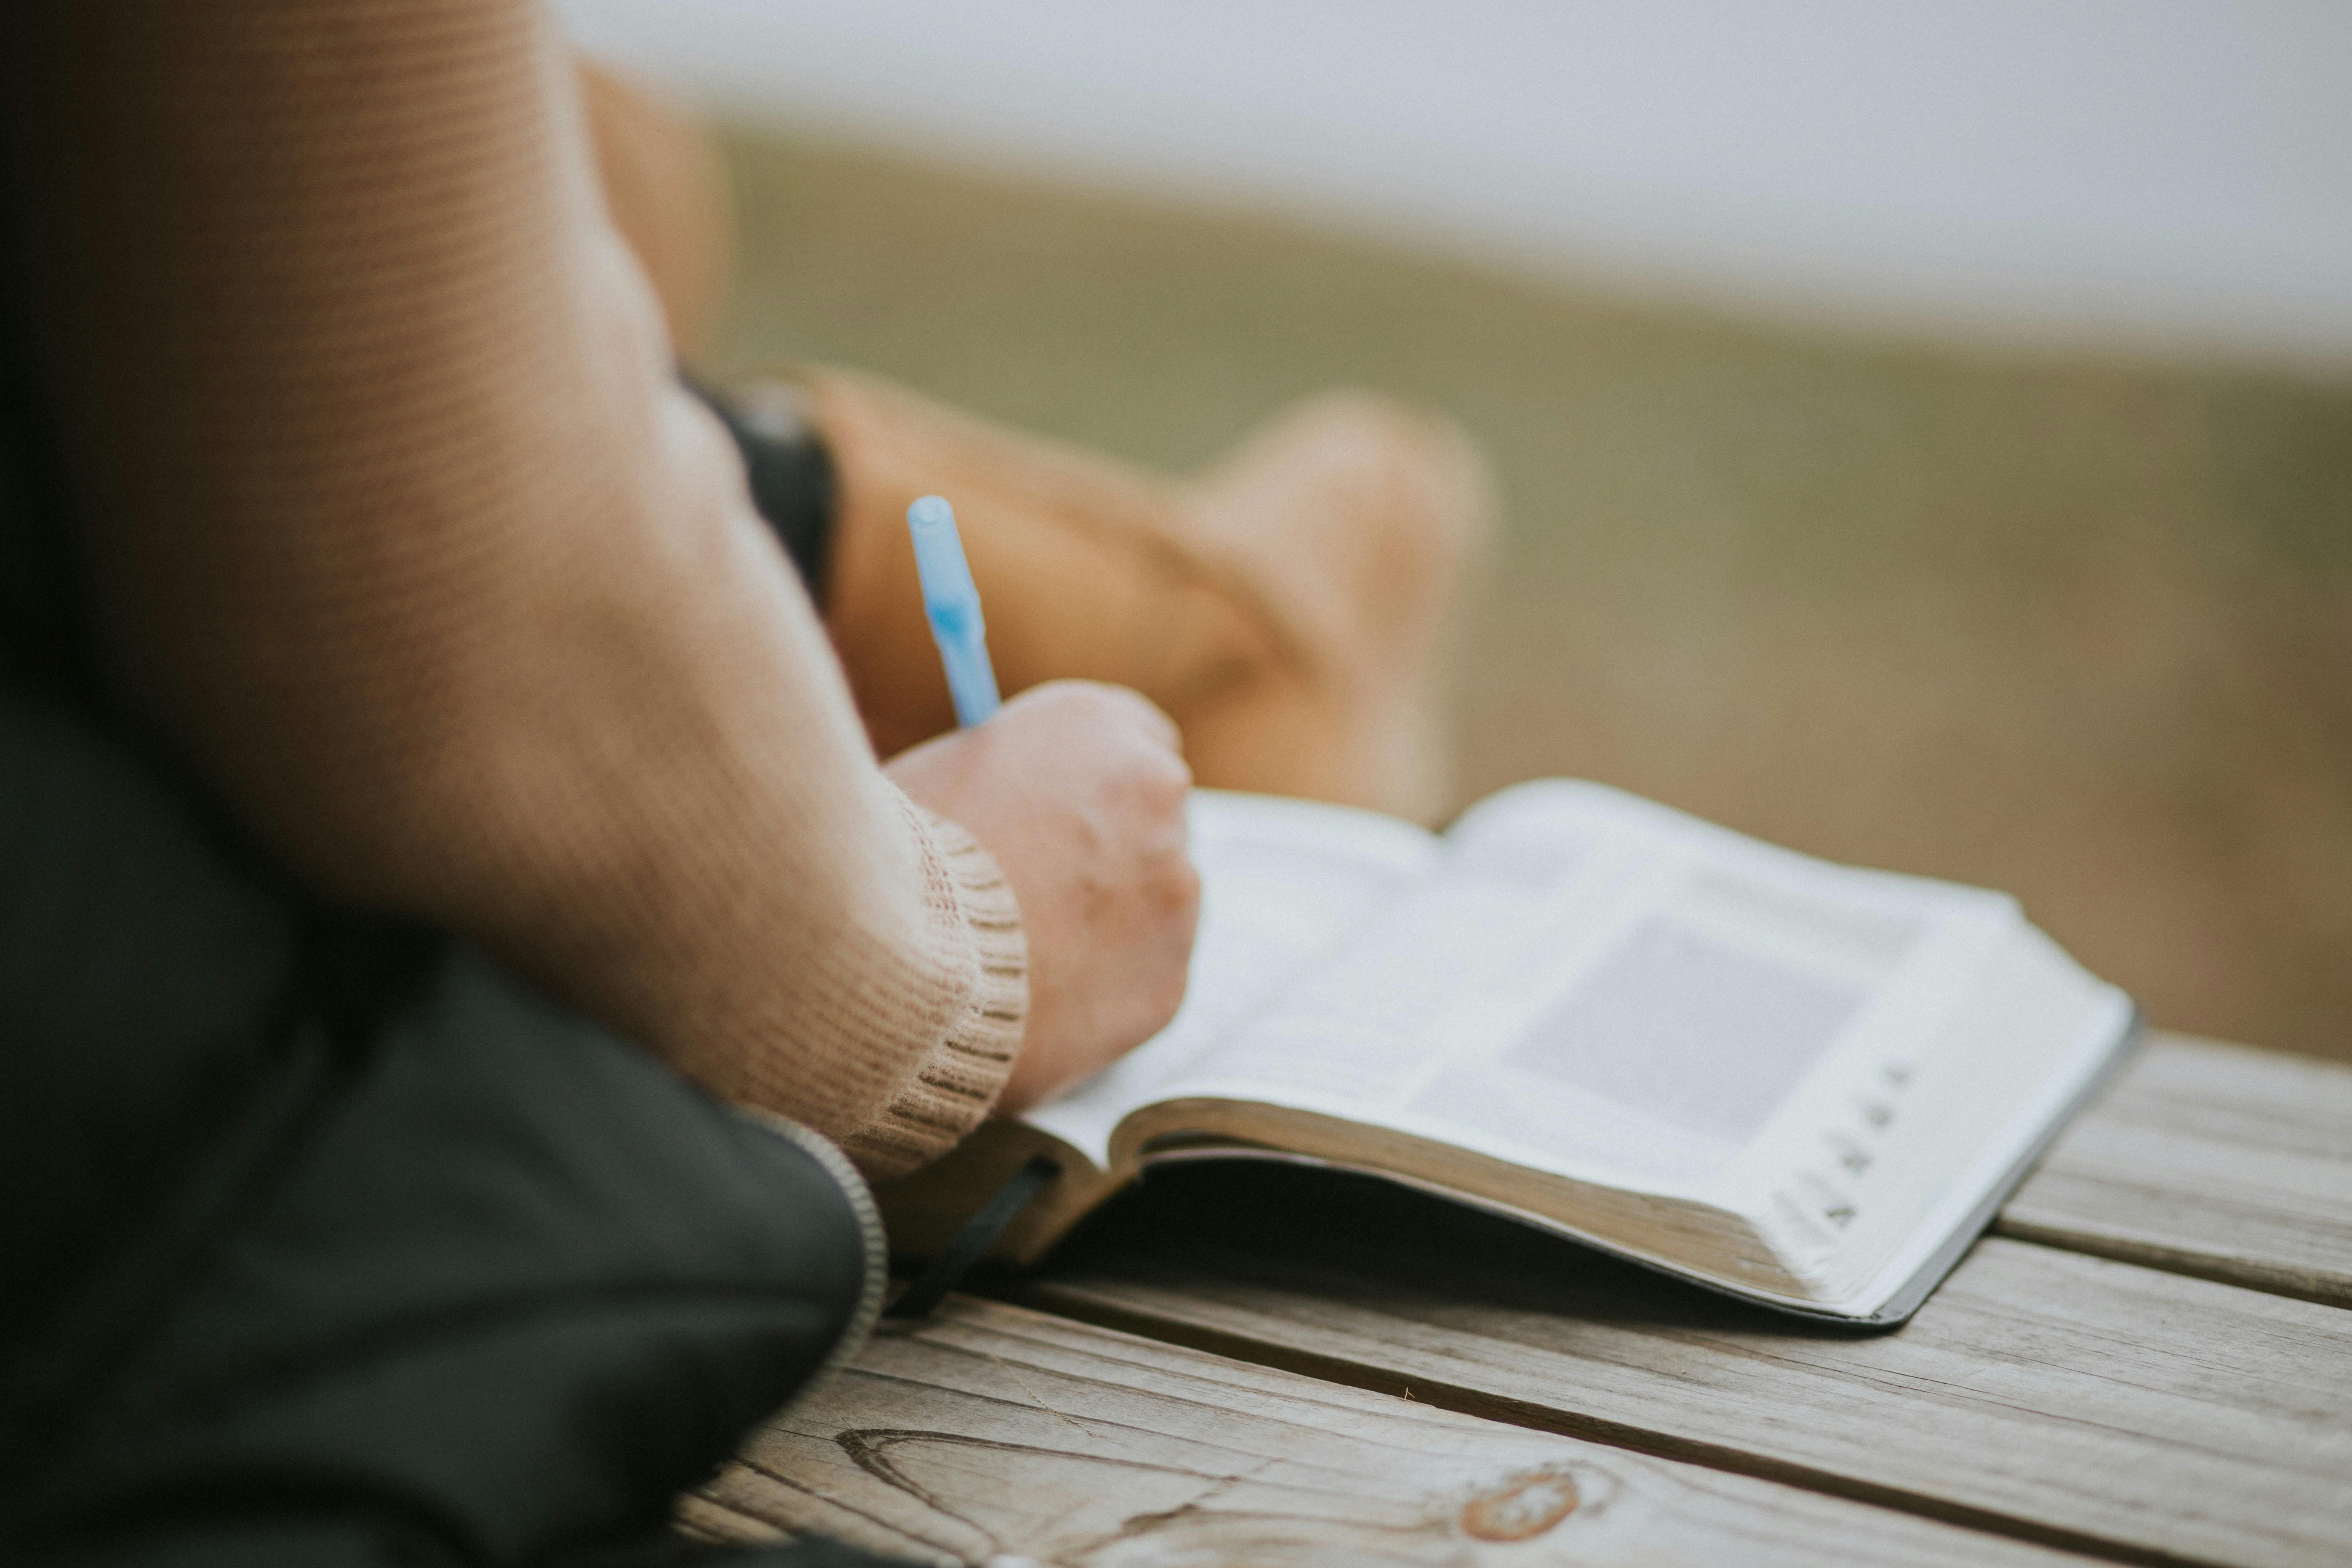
[906,495,1003,727]
[887,495,1055,1323]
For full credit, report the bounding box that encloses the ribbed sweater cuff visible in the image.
[838,801,1028,1179]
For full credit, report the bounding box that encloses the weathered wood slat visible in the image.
[2000,1033,2352,1306]
[1021,1165,2352,1568]
[683,1295,2099,1567]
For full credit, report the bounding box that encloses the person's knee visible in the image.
[578,56,734,357]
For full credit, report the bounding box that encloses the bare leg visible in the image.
[579,58,733,358]
[810,371,1491,822]
[576,61,1494,821]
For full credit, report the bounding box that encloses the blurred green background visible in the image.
[706,124,2352,1061]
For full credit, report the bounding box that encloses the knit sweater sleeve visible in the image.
[5,0,1021,1176]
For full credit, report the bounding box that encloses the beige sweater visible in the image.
[5,0,1023,1177]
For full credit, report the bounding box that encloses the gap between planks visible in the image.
[1011,1207,2352,1566]
[899,1031,2350,1564]
[1002,1277,2208,1568]
[693,1295,2127,1568]
[1995,1032,2352,1308]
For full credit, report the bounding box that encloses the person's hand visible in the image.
[884,680,1199,1113]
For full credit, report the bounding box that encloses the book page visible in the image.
[1140,781,2020,1201]
[1020,790,1439,1166]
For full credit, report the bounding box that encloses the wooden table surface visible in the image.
[688,1033,2352,1567]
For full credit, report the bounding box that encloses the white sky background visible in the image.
[556,1,2352,371]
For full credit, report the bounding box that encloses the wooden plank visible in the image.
[680,1295,2101,1567]
[2000,1032,2352,1306]
[1021,1164,2352,1568]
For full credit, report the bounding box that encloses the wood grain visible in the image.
[1022,1164,2352,1568]
[2000,1033,2352,1306]
[682,1295,2098,1567]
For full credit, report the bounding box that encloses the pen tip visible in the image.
[908,495,954,530]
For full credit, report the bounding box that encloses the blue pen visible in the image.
[906,495,1001,726]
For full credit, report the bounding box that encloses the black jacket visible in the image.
[1,226,900,1562]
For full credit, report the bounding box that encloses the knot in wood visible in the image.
[1457,1467,1579,1541]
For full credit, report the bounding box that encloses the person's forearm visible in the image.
[5,0,1021,1173]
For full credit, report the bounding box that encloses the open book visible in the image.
[879,782,2138,1325]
